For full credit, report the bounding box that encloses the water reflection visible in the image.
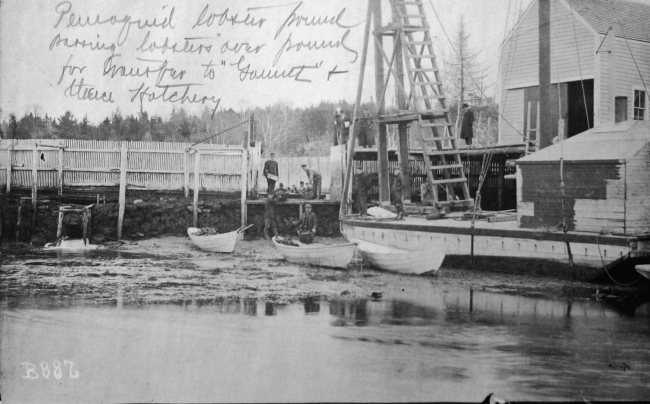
[303,296,320,314]
[3,286,650,402]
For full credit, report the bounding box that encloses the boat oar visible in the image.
[237,224,254,233]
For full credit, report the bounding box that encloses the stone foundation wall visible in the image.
[0,193,340,245]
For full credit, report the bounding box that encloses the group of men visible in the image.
[263,153,321,242]
[263,153,322,200]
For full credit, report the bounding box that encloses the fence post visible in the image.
[58,141,64,195]
[117,142,128,240]
[6,140,13,193]
[32,143,38,206]
[240,149,247,227]
[183,150,190,197]
[193,149,201,227]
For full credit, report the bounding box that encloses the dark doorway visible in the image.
[567,79,594,138]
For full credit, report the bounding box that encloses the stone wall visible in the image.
[0,193,340,245]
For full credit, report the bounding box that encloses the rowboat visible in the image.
[272,237,357,269]
[636,264,650,280]
[350,239,445,275]
[187,225,253,253]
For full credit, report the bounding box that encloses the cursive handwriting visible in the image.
[136,32,213,54]
[220,40,265,55]
[64,78,115,103]
[129,83,221,117]
[273,29,358,66]
[103,54,186,86]
[53,1,175,46]
[57,55,86,85]
[274,2,362,40]
[50,33,116,52]
[193,5,266,29]
[231,55,323,83]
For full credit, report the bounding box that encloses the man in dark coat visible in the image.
[293,203,318,244]
[264,193,278,240]
[354,166,372,216]
[263,152,279,193]
[391,167,405,220]
[460,103,474,146]
[334,109,351,146]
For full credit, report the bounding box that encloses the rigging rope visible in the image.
[428,0,526,140]
[609,0,650,99]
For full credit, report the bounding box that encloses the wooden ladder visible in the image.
[393,0,472,207]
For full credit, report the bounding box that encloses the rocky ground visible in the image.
[1,236,649,311]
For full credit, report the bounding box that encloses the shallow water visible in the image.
[2,277,650,403]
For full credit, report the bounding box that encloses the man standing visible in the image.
[293,203,318,244]
[355,166,371,216]
[263,152,279,193]
[391,167,405,220]
[263,193,278,240]
[301,165,322,200]
[460,103,474,147]
[333,108,351,146]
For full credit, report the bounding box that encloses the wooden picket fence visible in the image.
[0,139,262,237]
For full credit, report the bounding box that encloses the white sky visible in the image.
[0,0,560,124]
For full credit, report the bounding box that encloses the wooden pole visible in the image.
[82,210,88,245]
[31,144,38,206]
[539,0,552,149]
[394,22,411,200]
[373,0,390,203]
[248,113,255,147]
[58,141,64,195]
[57,210,64,239]
[183,150,190,197]
[497,157,505,210]
[240,149,248,227]
[525,101,532,155]
[117,142,128,240]
[340,0,373,217]
[607,27,616,123]
[193,149,201,227]
[6,140,12,193]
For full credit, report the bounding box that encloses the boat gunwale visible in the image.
[341,217,638,246]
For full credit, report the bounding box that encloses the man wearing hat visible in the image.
[263,152,279,193]
[460,103,474,147]
[301,164,321,199]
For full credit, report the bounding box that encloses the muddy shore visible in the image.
[2,236,649,312]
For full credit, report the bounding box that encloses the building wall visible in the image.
[499,89,525,144]
[517,162,625,233]
[498,0,595,144]
[596,36,650,124]
[499,0,595,90]
[626,143,650,233]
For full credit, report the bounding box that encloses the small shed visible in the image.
[516,120,650,234]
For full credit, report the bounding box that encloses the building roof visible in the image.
[517,120,650,163]
[567,0,650,43]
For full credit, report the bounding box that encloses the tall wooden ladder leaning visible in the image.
[393,0,473,208]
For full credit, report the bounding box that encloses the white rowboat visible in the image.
[187,225,253,253]
[350,239,445,275]
[636,264,650,280]
[272,237,356,269]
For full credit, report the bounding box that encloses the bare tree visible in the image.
[442,15,489,105]
[255,102,297,156]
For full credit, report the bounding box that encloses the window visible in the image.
[634,89,646,120]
